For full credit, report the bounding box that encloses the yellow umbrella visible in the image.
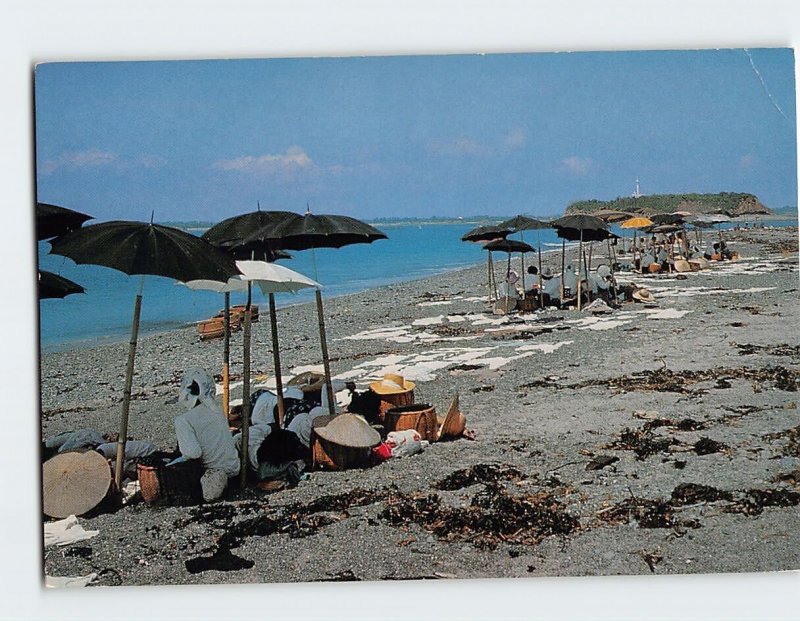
[620,217,654,271]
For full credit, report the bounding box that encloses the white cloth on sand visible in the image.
[44,515,99,547]
[45,573,97,588]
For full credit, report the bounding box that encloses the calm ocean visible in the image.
[37,219,796,352]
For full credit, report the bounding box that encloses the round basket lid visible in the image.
[42,450,112,518]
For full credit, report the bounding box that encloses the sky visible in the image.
[34,48,797,222]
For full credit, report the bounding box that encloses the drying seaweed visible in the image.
[184,548,254,574]
[516,366,798,395]
[380,485,579,549]
[607,428,678,459]
[724,489,800,516]
[763,424,800,458]
[693,437,729,456]
[734,343,800,357]
[471,385,495,393]
[435,464,525,491]
[598,497,693,530]
[585,455,619,471]
[671,483,733,505]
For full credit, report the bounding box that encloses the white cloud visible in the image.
[212,146,314,174]
[739,154,756,169]
[41,148,118,175]
[559,155,595,177]
[40,149,167,175]
[503,127,528,149]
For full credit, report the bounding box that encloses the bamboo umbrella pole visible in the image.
[268,293,286,427]
[315,288,335,415]
[239,282,252,489]
[486,250,492,304]
[520,232,526,297]
[504,251,512,313]
[587,241,594,271]
[489,251,498,300]
[576,229,584,311]
[537,230,543,309]
[560,239,566,306]
[222,292,230,419]
[114,275,144,491]
[606,237,618,303]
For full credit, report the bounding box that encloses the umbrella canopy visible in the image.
[592,209,634,223]
[184,260,320,295]
[461,224,510,242]
[50,221,240,283]
[551,214,608,232]
[38,270,85,299]
[649,213,685,225]
[483,239,536,253]
[248,212,387,249]
[620,216,654,229]
[497,215,550,231]
[645,223,683,234]
[555,227,617,242]
[692,213,731,224]
[202,209,299,254]
[36,202,93,241]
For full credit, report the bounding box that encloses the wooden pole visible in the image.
[576,229,584,311]
[115,286,143,491]
[607,237,618,303]
[505,251,511,313]
[489,251,498,300]
[537,230,543,308]
[315,289,336,416]
[268,293,285,427]
[486,253,493,304]
[560,238,566,306]
[519,232,526,297]
[239,282,252,489]
[222,292,230,419]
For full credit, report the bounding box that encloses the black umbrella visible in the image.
[38,270,85,299]
[551,215,608,310]
[461,225,510,304]
[247,210,388,415]
[36,202,93,241]
[50,220,241,489]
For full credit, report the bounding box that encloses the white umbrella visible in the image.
[185,261,320,483]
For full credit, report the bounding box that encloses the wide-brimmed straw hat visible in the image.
[287,371,325,393]
[632,288,655,303]
[369,373,415,395]
[673,259,692,273]
[42,450,112,518]
[314,414,381,448]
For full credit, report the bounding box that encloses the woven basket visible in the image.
[385,403,438,441]
[377,390,414,423]
[518,297,538,313]
[136,458,202,504]
[648,263,661,274]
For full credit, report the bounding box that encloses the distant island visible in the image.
[566,192,774,217]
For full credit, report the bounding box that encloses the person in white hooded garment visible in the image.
[173,368,240,501]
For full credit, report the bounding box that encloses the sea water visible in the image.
[37,219,796,352]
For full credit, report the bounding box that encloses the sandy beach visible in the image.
[41,226,799,586]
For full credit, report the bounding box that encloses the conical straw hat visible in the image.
[314,414,381,448]
[673,259,692,273]
[438,395,466,440]
[42,451,112,518]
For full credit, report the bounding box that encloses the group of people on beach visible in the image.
[43,368,384,502]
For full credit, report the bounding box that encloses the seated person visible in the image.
[172,368,240,501]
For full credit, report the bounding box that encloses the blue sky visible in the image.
[34,48,796,222]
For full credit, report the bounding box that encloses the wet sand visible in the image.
[41,226,799,586]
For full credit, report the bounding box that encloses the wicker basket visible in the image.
[310,416,372,470]
[377,390,414,423]
[518,297,538,313]
[648,263,661,274]
[385,403,438,441]
[136,458,202,504]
